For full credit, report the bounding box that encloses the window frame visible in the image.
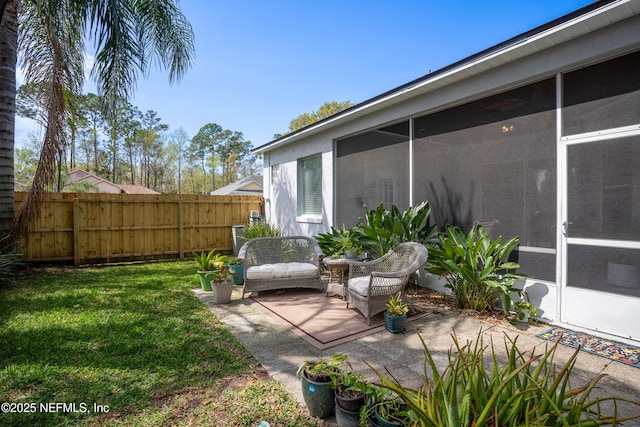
[297,154,323,223]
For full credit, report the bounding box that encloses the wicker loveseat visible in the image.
[237,236,325,298]
[347,242,429,325]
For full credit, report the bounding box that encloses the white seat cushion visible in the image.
[246,262,318,280]
[348,276,404,297]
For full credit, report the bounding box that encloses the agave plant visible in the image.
[368,331,640,427]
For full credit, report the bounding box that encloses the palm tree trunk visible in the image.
[0,1,18,245]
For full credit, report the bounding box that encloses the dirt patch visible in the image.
[404,282,512,326]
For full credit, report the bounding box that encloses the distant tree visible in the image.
[287,100,354,133]
[16,83,48,127]
[138,110,168,189]
[217,130,252,186]
[122,106,143,184]
[79,94,105,174]
[189,123,224,193]
[168,127,190,194]
[104,98,136,184]
[14,133,41,192]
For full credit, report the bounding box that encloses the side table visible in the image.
[323,257,350,300]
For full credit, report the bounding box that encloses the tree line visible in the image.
[15,85,259,195]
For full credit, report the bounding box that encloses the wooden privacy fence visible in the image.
[15,192,263,266]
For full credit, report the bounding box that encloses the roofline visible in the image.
[253,0,626,155]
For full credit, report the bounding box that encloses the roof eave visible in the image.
[253,0,635,155]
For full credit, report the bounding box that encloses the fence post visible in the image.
[178,199,184,259]
[73,198,80,267]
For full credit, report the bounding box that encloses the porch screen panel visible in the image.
[563,50,640,136]
[567,136,640,241]
[413,78,556,281]
[336,121,410,228]
[568,246,640,298]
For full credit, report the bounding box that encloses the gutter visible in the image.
[253,0,629,155]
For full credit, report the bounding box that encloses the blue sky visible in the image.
[16,0,595,150]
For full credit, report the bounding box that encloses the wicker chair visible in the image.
[238,236,325,298]
[347,242,429,325]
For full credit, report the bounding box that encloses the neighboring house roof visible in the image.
[253,0,630,154]
[209,175,263,196]
[117,184,161,195]
[66,169,160,194]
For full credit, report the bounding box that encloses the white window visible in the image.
[271,164,280,185]
[297,155,322,221]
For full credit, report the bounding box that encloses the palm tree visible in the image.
[0,1,18,246]
[0,0,195,243]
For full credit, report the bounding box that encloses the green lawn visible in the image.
[0,261,316,427]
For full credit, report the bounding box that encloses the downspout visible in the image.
[555,72,564,324]
[409,118,414,207]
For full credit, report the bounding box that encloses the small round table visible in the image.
[323,257,350,300]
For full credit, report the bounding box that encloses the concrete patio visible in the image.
[196,286,640,426]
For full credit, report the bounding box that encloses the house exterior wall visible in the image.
[260,7,640,343]
[264,135,333,237]
[265,13,640,236]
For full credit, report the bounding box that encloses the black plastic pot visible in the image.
[335,396,360,427]
[335,390,365,413]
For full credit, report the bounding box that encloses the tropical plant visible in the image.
[426,223,525,313]
[513,300,538,323]
[297,353,348,382]
[369,331,640,427]
[242,221,284,240]
[7,0,195,242]
[357,200,436,258]
[206,262,233,284]
[315,224,363,256]
[358,383,412,427]
[385,292,409,317]
[329,361,368,397]
[194,249,229,271]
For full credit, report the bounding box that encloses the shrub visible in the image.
[316,201,436,259]
[242,221,284,239]
[315,224,362,256]
[369,331,640,426]
[357,200,436,258]
[426,223,524,313]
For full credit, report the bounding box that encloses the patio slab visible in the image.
[195,286,640,426]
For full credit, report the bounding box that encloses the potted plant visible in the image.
[330,366,367,427]
[227,256,244,285]
[340,233,362,259]
[384,292,409,333]
[194,249,218,291]
[297,353,348,419]
[206,261,235,304]
[360,385,411,427]
[372,398,411,427]
[194,249,230,291]
[513,300,537,323]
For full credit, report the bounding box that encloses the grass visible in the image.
[0,261,317,427]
